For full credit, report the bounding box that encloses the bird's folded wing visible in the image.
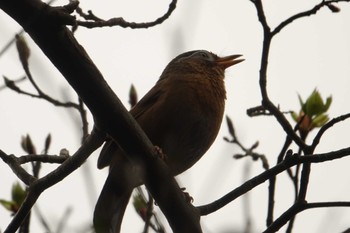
[97,80,165,169]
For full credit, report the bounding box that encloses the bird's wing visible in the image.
[97,80,165,169]
[129,81,164,119]
[94,82,166,233]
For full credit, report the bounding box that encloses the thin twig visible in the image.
[224,116,268,169]
[76,0,177,29]
[272,0,350,36]
[3,128,104,233]
[17,154,68,164]
[197,147,350,216]
[264,201,350,233]
[0,150,37,186]
[310,113,350,150]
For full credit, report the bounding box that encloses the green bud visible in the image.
[311,114,330,129]
[304,89,332,117]
[0,199,15,212]
[11,182,26,206]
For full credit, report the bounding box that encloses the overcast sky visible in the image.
[1,0,350,232]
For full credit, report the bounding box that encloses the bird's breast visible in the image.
[150,75,226,174]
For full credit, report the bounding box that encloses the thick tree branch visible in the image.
[0,0,201,232]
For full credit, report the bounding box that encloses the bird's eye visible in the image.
[193,51,214,61]
[197,51,209,58]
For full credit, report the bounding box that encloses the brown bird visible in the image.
[94,50,244,233]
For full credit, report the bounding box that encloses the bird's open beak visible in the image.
[216,54,244,69]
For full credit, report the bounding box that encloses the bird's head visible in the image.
[160,50,244,80]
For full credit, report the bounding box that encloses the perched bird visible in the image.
[94,50,244,233]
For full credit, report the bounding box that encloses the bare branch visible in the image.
[264,201,350,232]
[0,1,201,232]
[76,0,177,29]
[197,147,350,216]
[17,154,68,164]
[311,113,350,150]
[272,0,350,36]
[4,128,104,233]
[0,150,36,186]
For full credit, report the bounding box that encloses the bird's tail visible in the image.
[94,160,138,233]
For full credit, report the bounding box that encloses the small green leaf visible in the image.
[132,193,148,221]
[305,89,323,116]
[324,96,332,112]
[311,114,329,128]
[133,194,146,211]
[0,199,15,211]
[303,89,332,117]
[291,111,299,122]
[11,182,26,206]
[298,94,305,112]
[293,89,332,135]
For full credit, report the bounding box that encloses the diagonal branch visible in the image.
[310,113,350,150]
[264,201,350,232]
[197,147,350,216]
[272,0,350,36]
[0,1,201,232]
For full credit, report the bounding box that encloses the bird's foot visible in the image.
[153,146,167,161]
[181,187,194,203]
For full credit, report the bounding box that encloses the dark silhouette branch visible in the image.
[2,128,104,233]
[0,0,201,232]
[272,0,350,36]
[249,1,350,230]
[17,154,68,164]
[197,147,350,216]
[264,201,350,233]
[310,113,350,150]
[75,0,177,29]
[250,0,308,151]
[0,150,37,186]
[225,115,268,169]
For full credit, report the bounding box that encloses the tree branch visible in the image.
[75,0,177,29]
[3,128,104,233]
[197,147,350,215]
[264,201,350,233]
[272,0,350,36]
[0,0,201,232]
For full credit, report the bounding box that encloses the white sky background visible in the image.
[1,0,350,232]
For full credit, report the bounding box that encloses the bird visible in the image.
[93,50,244,233]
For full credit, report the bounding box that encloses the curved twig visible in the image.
[197,147,350,216]
[76,0,177,29]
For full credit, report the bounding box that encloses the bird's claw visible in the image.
[181,187,194,203]
[153,146,167,161]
